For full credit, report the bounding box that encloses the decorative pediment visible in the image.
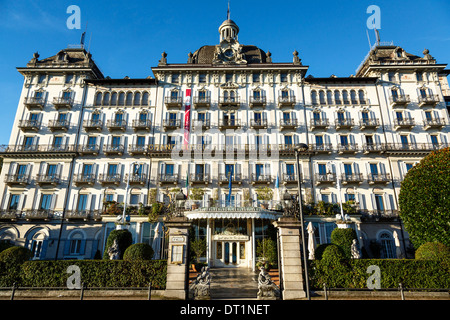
[220,81,239,89]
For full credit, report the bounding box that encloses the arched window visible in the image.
[319,90,326,105]
[342,90,349,104]
[68,231,85,255]
[350,90,357,104]
[110,92,117,105]
[103,92,110,106]
[95,92,102,106]
[334,90,341,105]
[134,92,141,106]
[358,90,366,104]
[118,92,125,106]
[142,92,149,106]
[126,92,133,106]
[311,90,318,105]
[28,230,48,260]
[379,231,396,258]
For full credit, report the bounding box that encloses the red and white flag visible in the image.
[183,89,192,148]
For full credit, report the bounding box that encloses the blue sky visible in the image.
[0,0,449,144]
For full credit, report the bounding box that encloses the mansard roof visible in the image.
[191,45,268,64]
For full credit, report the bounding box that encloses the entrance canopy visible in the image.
[185,207,282,220]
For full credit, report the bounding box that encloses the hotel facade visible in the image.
[1,16,449,269]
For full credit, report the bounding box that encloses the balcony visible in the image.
[78,144,100,156]
[314,173,336,185]
[52,97,74,110]
[250,174,271,185]
[280,119,298,130]
[0,210,21,221]
[83,119,103,132]
[193,96,211,108]
[218,173,242,186]
[103,144,125,156]
[385,143,448,153]
[337,143,358,154]
[65,210,102,221]
[340,173,363,185]
[162,119,181,131]
[393,118,415,131]
[24,210,53,221]
[309,143,333,154]
[98,173,122,185]
[165,96,183,108]
[4,174,29,186]
[36,174,61,186]
[219,119,241,130]
[106,119,127,132]
[418,94,439,108]
[360,210,399,222]
[48,119,70,132]
[158,173,179,186]
[310,119,329,130]
[334,118,354,130]
[132,119,152,131]
[359,118,380,130]
[128,144,148,156]
[423,118,445,130]
[73,174,96,186]
[18,120,40,132]
[192,119,211,131]
[277,95,296,108]
[362,143,386,154]
[367,173,391,185]
[189,173,210,185]
[218,96,240,109]
[250,119,268,129]
[24,97,45,110]
[249,96,266,108]
[126,174,147,185]
[282,173,301,185]
[389,95,410,108]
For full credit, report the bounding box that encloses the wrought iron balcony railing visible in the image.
[367,173,391,184]
[418,94,439,107]
[278,95,296,107]
[52,97,74,109]
[48,119,70,131]
[78,144,100,155]
[340,173,364,184]
[193,96,211,107]
[106,119,127,131]
[98,173,122,185]
[315,173,336,184]
[218,96,240,107]
[189,173,210,184]
[73,174,96,185]
[389,94,410,106]
[280,119,298,129]
[4,174,29,185]
[132,119,152,131]
[250,173,271,184]
[128,144,148,155]
[158,173,179,185]
[18,120,41,132]
[249,96,267,107]
[103,144,125,155]
[310,119,329,130]
[164,96,183,107]
[24,97,45,110]
[335,118,354,130]
[83,119,103,131]
[250,119,268,128]
[359,118,380,130]
[337,143,358,154]
[36,174,61,185]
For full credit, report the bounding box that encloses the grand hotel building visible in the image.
[0,16,449,268]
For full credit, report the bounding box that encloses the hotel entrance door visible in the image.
[214,240,247,267]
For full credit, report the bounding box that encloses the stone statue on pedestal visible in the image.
[257,267,280,300]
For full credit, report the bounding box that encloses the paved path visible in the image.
[209,268,259,300]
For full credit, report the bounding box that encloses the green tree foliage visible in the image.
[330,228,357,259]
[415,241,450,261]
[256,238,278,268]
[102,229,133,260]
[399,148,450,248]
[123,243,154,261]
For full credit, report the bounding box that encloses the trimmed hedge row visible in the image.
[309,259,450,289]
[0,260,167,289]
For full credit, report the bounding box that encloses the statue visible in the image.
[190,266,211,300]
[293,50,302,65]
[257,266,280,300]
[108,239,121,260]
[158,51,167,66]
[351,239,362,259]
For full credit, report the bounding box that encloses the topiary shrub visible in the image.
[0,240,14,254]
[330,228,357,259]
[123,243,154,261]
[321,244,347,265]
[102,229,133,260]
[399,147,450,248]
[314,243,332,260]
[415,241,450,261]
[0,246,33,286]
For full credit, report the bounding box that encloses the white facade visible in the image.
[0,18,449,265]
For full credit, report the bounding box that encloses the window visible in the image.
[370,163,379,176]
[315,135,323,146]
[255,164,264,178]
[199,73,206,83]
[343,163,352,176]
[105,194,114,202]
[126,92,133,106]
[388,72,395,82]
[318,164,327,175]
[361,111,369,123]
[284,135,293,146]
[53,136,63,148]
[365,135,374,146]
[395,111,403,121]
[108,164,118,176]
[82,164,92,176]
[8,195,20,210]
[77,194,88,211]
[16,165,27,179]
[374,194,384,211]
[47,164,57,177]
[172,73,179,83]
[136,136,146,146]
[38,75,46,83]
[416,72,423,82]
[322,194,330,203]
[23,137,34,150]
[400,135,409,146]
[130,194,139,205]
[65,74,73,83]
[225,73,233,82]
[345,193,356,202]
[165,164,174,176]
[70,233,83,255]
[91,112,100,123]
[280,73,288,83]
[405,163,413,171]
[430,135,439,146]
[340,135,348,146]
[379,232,395,258]
[425,111,433,121]
[286,164,295,176]
[420,89,427,98]
[253,73,260,83]
[40,194,52,210]
[112,136,121,147]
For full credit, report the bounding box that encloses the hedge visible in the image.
[309,259,450,289]
[0,260,167,289]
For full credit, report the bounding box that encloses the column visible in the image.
[273,216,307,300]
[163,216,192,300]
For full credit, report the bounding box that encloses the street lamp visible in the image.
[294,143,311,300]
[117,161,137,229]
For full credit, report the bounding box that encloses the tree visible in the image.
[398,147,450,249]
[102,229,133,260]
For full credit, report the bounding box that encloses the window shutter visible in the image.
[79,239,86,255]
[40,240,49,260]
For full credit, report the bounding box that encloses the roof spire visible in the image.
[227,0,230,20]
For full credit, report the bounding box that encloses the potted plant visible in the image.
[189,187,204,209]
[255,187,273,209]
